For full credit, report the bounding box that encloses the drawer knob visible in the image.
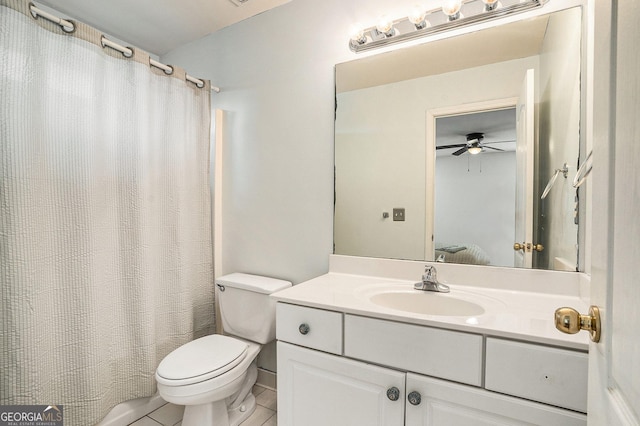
[408,391,422,406]
[386,387,400,401]
[298,323,310,335]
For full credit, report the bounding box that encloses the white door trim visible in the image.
[425,97,519,261]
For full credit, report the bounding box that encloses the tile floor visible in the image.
[128,385,277,426]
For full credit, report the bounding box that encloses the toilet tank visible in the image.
[216,273,292,344]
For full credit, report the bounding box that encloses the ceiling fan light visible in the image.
[468,146,482,155]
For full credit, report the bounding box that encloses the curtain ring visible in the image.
[28,2,76,33]
[162,65,174,75]
[573,151,593,188]
[100,36,134,58]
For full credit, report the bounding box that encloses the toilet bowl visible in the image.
[156,335,261,426]
[155,273,291,426]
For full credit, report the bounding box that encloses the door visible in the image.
[277,342,405,426]
[514,68,535,268]
[587,1,640,424]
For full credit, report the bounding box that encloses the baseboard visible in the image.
[257,367,277,390]
[97,393,166,426]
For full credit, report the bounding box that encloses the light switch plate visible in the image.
[393,208,405,221]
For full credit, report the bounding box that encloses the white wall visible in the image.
[160,0,562,285]
[161,0,370,286]
[334,57,538,260]
[435,152,517,267]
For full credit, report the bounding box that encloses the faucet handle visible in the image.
[423,265,436,281]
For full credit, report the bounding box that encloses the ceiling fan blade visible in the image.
[452,146,468,156]
[436,143,466,150]
[483,139,516,145]
[484,146,505,152]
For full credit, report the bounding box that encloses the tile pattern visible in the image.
[128,385,276,426]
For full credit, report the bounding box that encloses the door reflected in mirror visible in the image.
[334,6,583,271]
[434,108,517,268]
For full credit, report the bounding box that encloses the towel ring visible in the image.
[541,163,569,200]
[573,151,593,188]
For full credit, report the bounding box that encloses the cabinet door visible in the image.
[405,374,586,426]
[277,342,405,426]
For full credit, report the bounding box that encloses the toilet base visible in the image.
[228,393,256,426]
[182,393,256,426]
[180,360,259,426]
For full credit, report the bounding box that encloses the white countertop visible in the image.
[272,271,590,351]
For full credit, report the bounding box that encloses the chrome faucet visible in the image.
[414,265,450,293]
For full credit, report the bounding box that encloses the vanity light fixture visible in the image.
[348,0,545,53]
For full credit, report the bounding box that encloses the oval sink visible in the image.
[369,291,485,316]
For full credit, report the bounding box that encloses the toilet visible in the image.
[155,273,291,426]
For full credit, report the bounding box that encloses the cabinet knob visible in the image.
[408,391,422,406]
[298,323,310,335]
[386,387,400,401]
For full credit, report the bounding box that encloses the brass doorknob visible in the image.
[513,243,544,252]
[554,306,601,343]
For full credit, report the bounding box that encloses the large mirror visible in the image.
[334,6,584,271]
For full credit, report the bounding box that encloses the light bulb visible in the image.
[376,15,395,37]
[442,0,462,20]
[482,0,500,11]
[349,25,367,45]
[408,6,429,29]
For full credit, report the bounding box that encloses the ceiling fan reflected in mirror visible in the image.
[436,132,514,156]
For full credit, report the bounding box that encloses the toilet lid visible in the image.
[157,335,248,384]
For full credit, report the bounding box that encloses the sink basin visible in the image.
[369,291,485,316]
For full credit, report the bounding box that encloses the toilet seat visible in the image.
[156,335,248,387]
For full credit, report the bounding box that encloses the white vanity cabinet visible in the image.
[405,374,586,426]
[276,303,587,426]
[277,341,405,426]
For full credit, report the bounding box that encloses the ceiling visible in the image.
[36,0,292,56]
[436,108,517,157]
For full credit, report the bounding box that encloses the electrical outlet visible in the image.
[393,208,405,221]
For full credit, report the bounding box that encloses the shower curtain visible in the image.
[0,2,214,424]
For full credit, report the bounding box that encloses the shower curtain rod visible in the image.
[29,4,221,93]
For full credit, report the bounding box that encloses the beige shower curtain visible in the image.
[0,1,214,424]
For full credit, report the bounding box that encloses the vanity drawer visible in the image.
[344,314,483,386]
[276,303,343,355]
[485,338,588,412]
